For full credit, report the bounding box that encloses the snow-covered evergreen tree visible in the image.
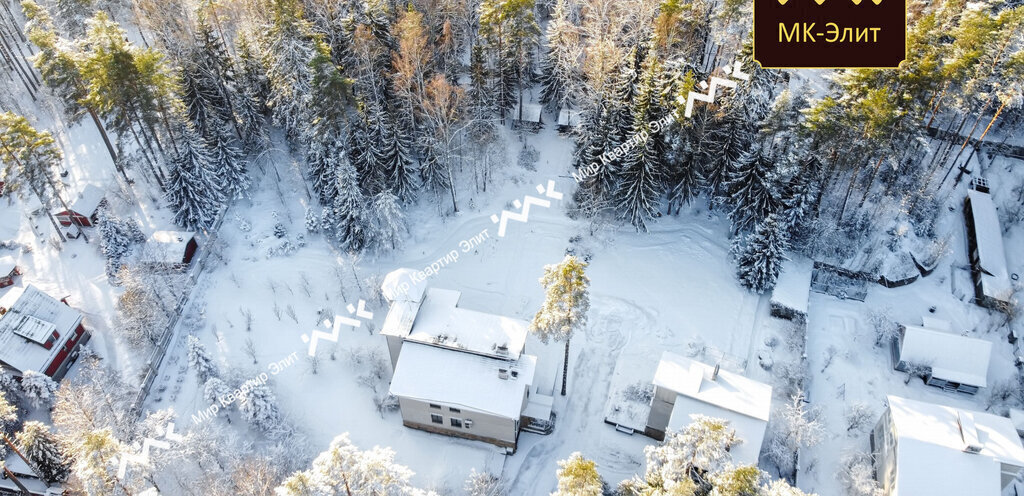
[778,156,822,233]
[377,111,419,202]
[331,158,367,251]
[20,370,58,409]
[735,213,789,293]
[238,382,281,433]
[724,148,780,234]
[260,0,317,139]
[530,256,590,396]
[704,109,754,206]
[304,207,321,233]
[187,335,218,383]
[368,190,407,251]
[98,210,145,277]
[165,124,224,229]
[203,377,232,413]
[15,421,71,483]
[644,416,739,490]
[207,122,249,201]
[538,0,581,110]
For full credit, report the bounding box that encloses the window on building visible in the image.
[430,414,443,424]
[429,403,441,409]
[464,419,474,428]
[449,407,461,413]
[450,418,463,428]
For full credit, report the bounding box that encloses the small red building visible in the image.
[0,285,91,381]
[55,184,106,227]
[142,231,198,269]
[0,256,19,288]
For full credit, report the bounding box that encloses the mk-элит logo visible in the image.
[753,0,906,69]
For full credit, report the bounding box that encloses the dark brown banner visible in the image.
[753,0,906,69]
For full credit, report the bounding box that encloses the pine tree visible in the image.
[735,214,789,293]
[305,44,351,205]
[15,421,71,483]
[260,0,317,139]
[553,453,603,496]
[206,122,249,201]
[332,158,367,251]
[187,335,218,383]
[276,433,426,495]
[0,112,74,240]
[479,0,540,116]
[165,124,224,229]
[530,256,590,396]
[20,371,58,409]
[238,382,281,433]
[724,148,780,234]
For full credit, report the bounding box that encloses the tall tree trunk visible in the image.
[561,337,570,396]
[87,107,128,183]
[856,155,886,210]
[837,156,867,221]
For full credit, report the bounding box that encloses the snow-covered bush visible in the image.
[464,469,505,496]
[304,207,320,233]
[273,222,287,238]
[866,307,899,347]
[20,371,58,409]
[623,381,655,403]
[204,377,232,408]
[518,143,538,171]
[238,382,282,433]
[840,452,882,496]
[187,335,217,383]
[845,402,875,434]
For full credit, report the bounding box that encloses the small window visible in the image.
[430,414,443,424]
[450,418,463,428]
[511,370,519,378]
[449,407,461,413]
[464,419,474,428]
[429,403,441,409]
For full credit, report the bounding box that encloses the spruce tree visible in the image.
[187,335,217,383]
[98,210,145,277]
[165,125,224,229]
[479,0,540,116]
[368,190,407,251]
[538,0,580,110]
[16,421,71,484]
[260,0,317,139]
[615,54,667,232]
[207,122,249,201]
[379,112,419,202]
[332,158,367,251]
[704,108,754,207]
[735,214,789,293]
[724,148,781,234]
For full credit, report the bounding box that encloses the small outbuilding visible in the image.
[142,231,198,269]
[964,181,1013,309]
[510,102,543,132]
[0,256,20,288]
[55,184,106,227]
[556,107,581,133]
[891,317,991,394]
[771,256,813,321]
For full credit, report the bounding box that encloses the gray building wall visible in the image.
[645,385,677,440]
[397,396,523,449]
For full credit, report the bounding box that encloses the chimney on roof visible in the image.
[957,410,983,454]
[711,363,720,381]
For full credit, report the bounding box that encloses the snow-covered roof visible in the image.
[0,451,53,496]
[511,102,543,123]
[0,285,81,375]
[0,255,16,275]
[388,342,536,419]
[898,324,991,387]
[1010,409,1024,435]
[381,268,427,304]
[142,231,196,264]
[382,287,529,360]
[771,256,813,314]
[967,189,1013,302]
[887,395,1024,496]
[557,108,581,127]
[67,184,105,215]
[655,352,772,466]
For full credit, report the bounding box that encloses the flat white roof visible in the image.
[899,324,991,387]
[557,108,581,127]
[653,351,772,421]
[0,285,82,375]
[388,342,536,419]
[381,268,427,304]
[887,395,1024,496]
[967,189,1012,301]
[142,231,196,263]
[383,287,529,360]
[771,255,813,314]
[511,102,542,123]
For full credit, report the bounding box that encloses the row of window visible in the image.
[429,403,460,413]
[430,413,474,428]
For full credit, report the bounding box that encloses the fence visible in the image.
[810,262,869,301]
[128,211,226,417]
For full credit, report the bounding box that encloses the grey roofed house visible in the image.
[0,284,90,380]
[556,107,581,132]
[872,395,1024,496]
[964,185,1013,308]
[380,268,548,452]
[891,317,991,394]
[510,102,543,132]
[645,351,772,467]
